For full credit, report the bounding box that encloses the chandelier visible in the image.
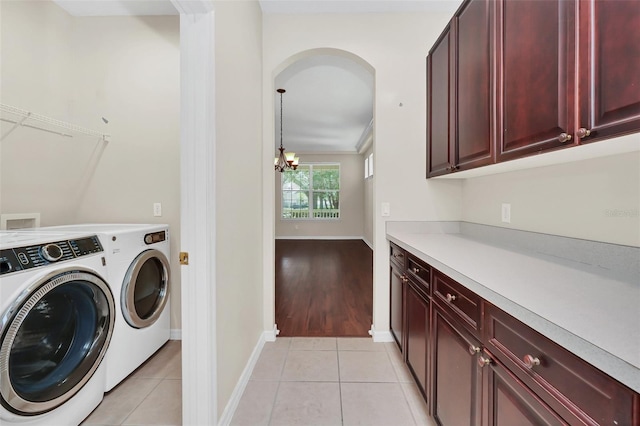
[274,88,299,172]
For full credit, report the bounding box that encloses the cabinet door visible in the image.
[578,0,640,142]
[483,352,566,426]
[455,0,494,170]
[496,0,577,162]
[427,24,454,177]
[390,262,405,351]
[432,304,482,426]
[406,281,429,397]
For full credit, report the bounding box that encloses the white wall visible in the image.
[275,153,364,238]
[0,1,76,220]
[462,151,640,247]
[0,2,182,328]
[214,0,265,417]
[262,12,464,336]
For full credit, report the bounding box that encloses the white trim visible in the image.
[175,3,217,425]
[264,324,280,342]
[217,332,268,426]
[369,325,394,343]
[170,329,182,340]
[362,237,373,250]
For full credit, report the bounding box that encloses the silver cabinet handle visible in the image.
[446,293,456,303]
[468,345,481,356]
[558,132,572,143]
[523,354,541,369]
[576,127,591,138]
[478,355,492,368]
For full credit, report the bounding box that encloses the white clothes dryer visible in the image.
[0,231,114,425]
[31,224,171,391]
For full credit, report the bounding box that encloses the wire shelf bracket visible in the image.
[0,103,110,142]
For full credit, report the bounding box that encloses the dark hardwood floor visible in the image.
[275,239,373,337]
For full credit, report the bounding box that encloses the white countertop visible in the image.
[386,222,640,393]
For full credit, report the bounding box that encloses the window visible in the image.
[282,163,340,219]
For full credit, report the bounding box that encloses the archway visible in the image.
[268,48,376,337]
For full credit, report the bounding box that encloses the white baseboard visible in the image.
[264,324,280,342]
[369,325,394,343]
[217,331,270,425]
[362,236,373,249]
[170,329,182,340]
[275,236,364,240]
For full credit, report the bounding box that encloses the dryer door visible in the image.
[0,269,114,415]
[121,249,170,329]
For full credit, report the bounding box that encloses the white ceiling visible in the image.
[51,0,461,153]
[275,55,374,153]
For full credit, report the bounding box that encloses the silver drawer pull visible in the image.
[523,354,541,369]
[446,293,456,303]
[478,355,492,368]
[412,267,420,274]
[468,345,481,356]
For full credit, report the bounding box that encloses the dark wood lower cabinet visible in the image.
[390,261,405,351]
[406,280,429,396]
[483,351,566,426]
[389,246,640,426]
[432,304,482,426]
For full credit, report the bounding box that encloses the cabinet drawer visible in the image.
[433,270,480,336]
[484,302,638,426]
[406,254,430,293]
[389,242,405,269]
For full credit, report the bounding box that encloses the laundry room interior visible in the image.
[0,1,182,332]
[1,0,639,425]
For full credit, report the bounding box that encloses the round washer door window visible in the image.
[121,249,170,329]
[0,269,114,415]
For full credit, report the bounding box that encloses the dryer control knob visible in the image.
[144,235,153,244]
[41,244,63,262]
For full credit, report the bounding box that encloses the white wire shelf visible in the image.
[0,103,110,142]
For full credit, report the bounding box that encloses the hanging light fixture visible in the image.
[274,88,299,172]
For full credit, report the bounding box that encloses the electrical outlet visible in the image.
[153,203,162,217]
[501,203,511,223]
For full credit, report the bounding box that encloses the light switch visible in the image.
[153,203,162,217]
[381,202,390,217]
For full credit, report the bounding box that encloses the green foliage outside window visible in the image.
[282,164,340,219]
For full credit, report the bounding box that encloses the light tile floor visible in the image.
[82,337,437,426]
[231,337,437,426]
[82,340,182,426]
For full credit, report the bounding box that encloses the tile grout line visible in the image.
[265,338,291,426]
[118,377,165,425]
[336,338,345,426]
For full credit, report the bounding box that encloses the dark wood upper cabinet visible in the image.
[427,24,454,177]
[455,0,494,169]
[426,0,640,176]
[496,0,578,161]
[578,0,640,142]
[427,0,493,177]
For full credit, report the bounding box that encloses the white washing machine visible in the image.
[30,224,171,391]
[0,231,114,425]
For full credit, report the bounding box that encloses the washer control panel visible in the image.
[0,235,103,276]
[144,230,166,245]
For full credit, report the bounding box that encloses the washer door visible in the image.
[121,249,170,329]
[0,269,114,415]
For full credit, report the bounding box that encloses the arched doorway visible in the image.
[271,49,375,337]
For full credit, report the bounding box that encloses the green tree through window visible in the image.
[282,164,340,219]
